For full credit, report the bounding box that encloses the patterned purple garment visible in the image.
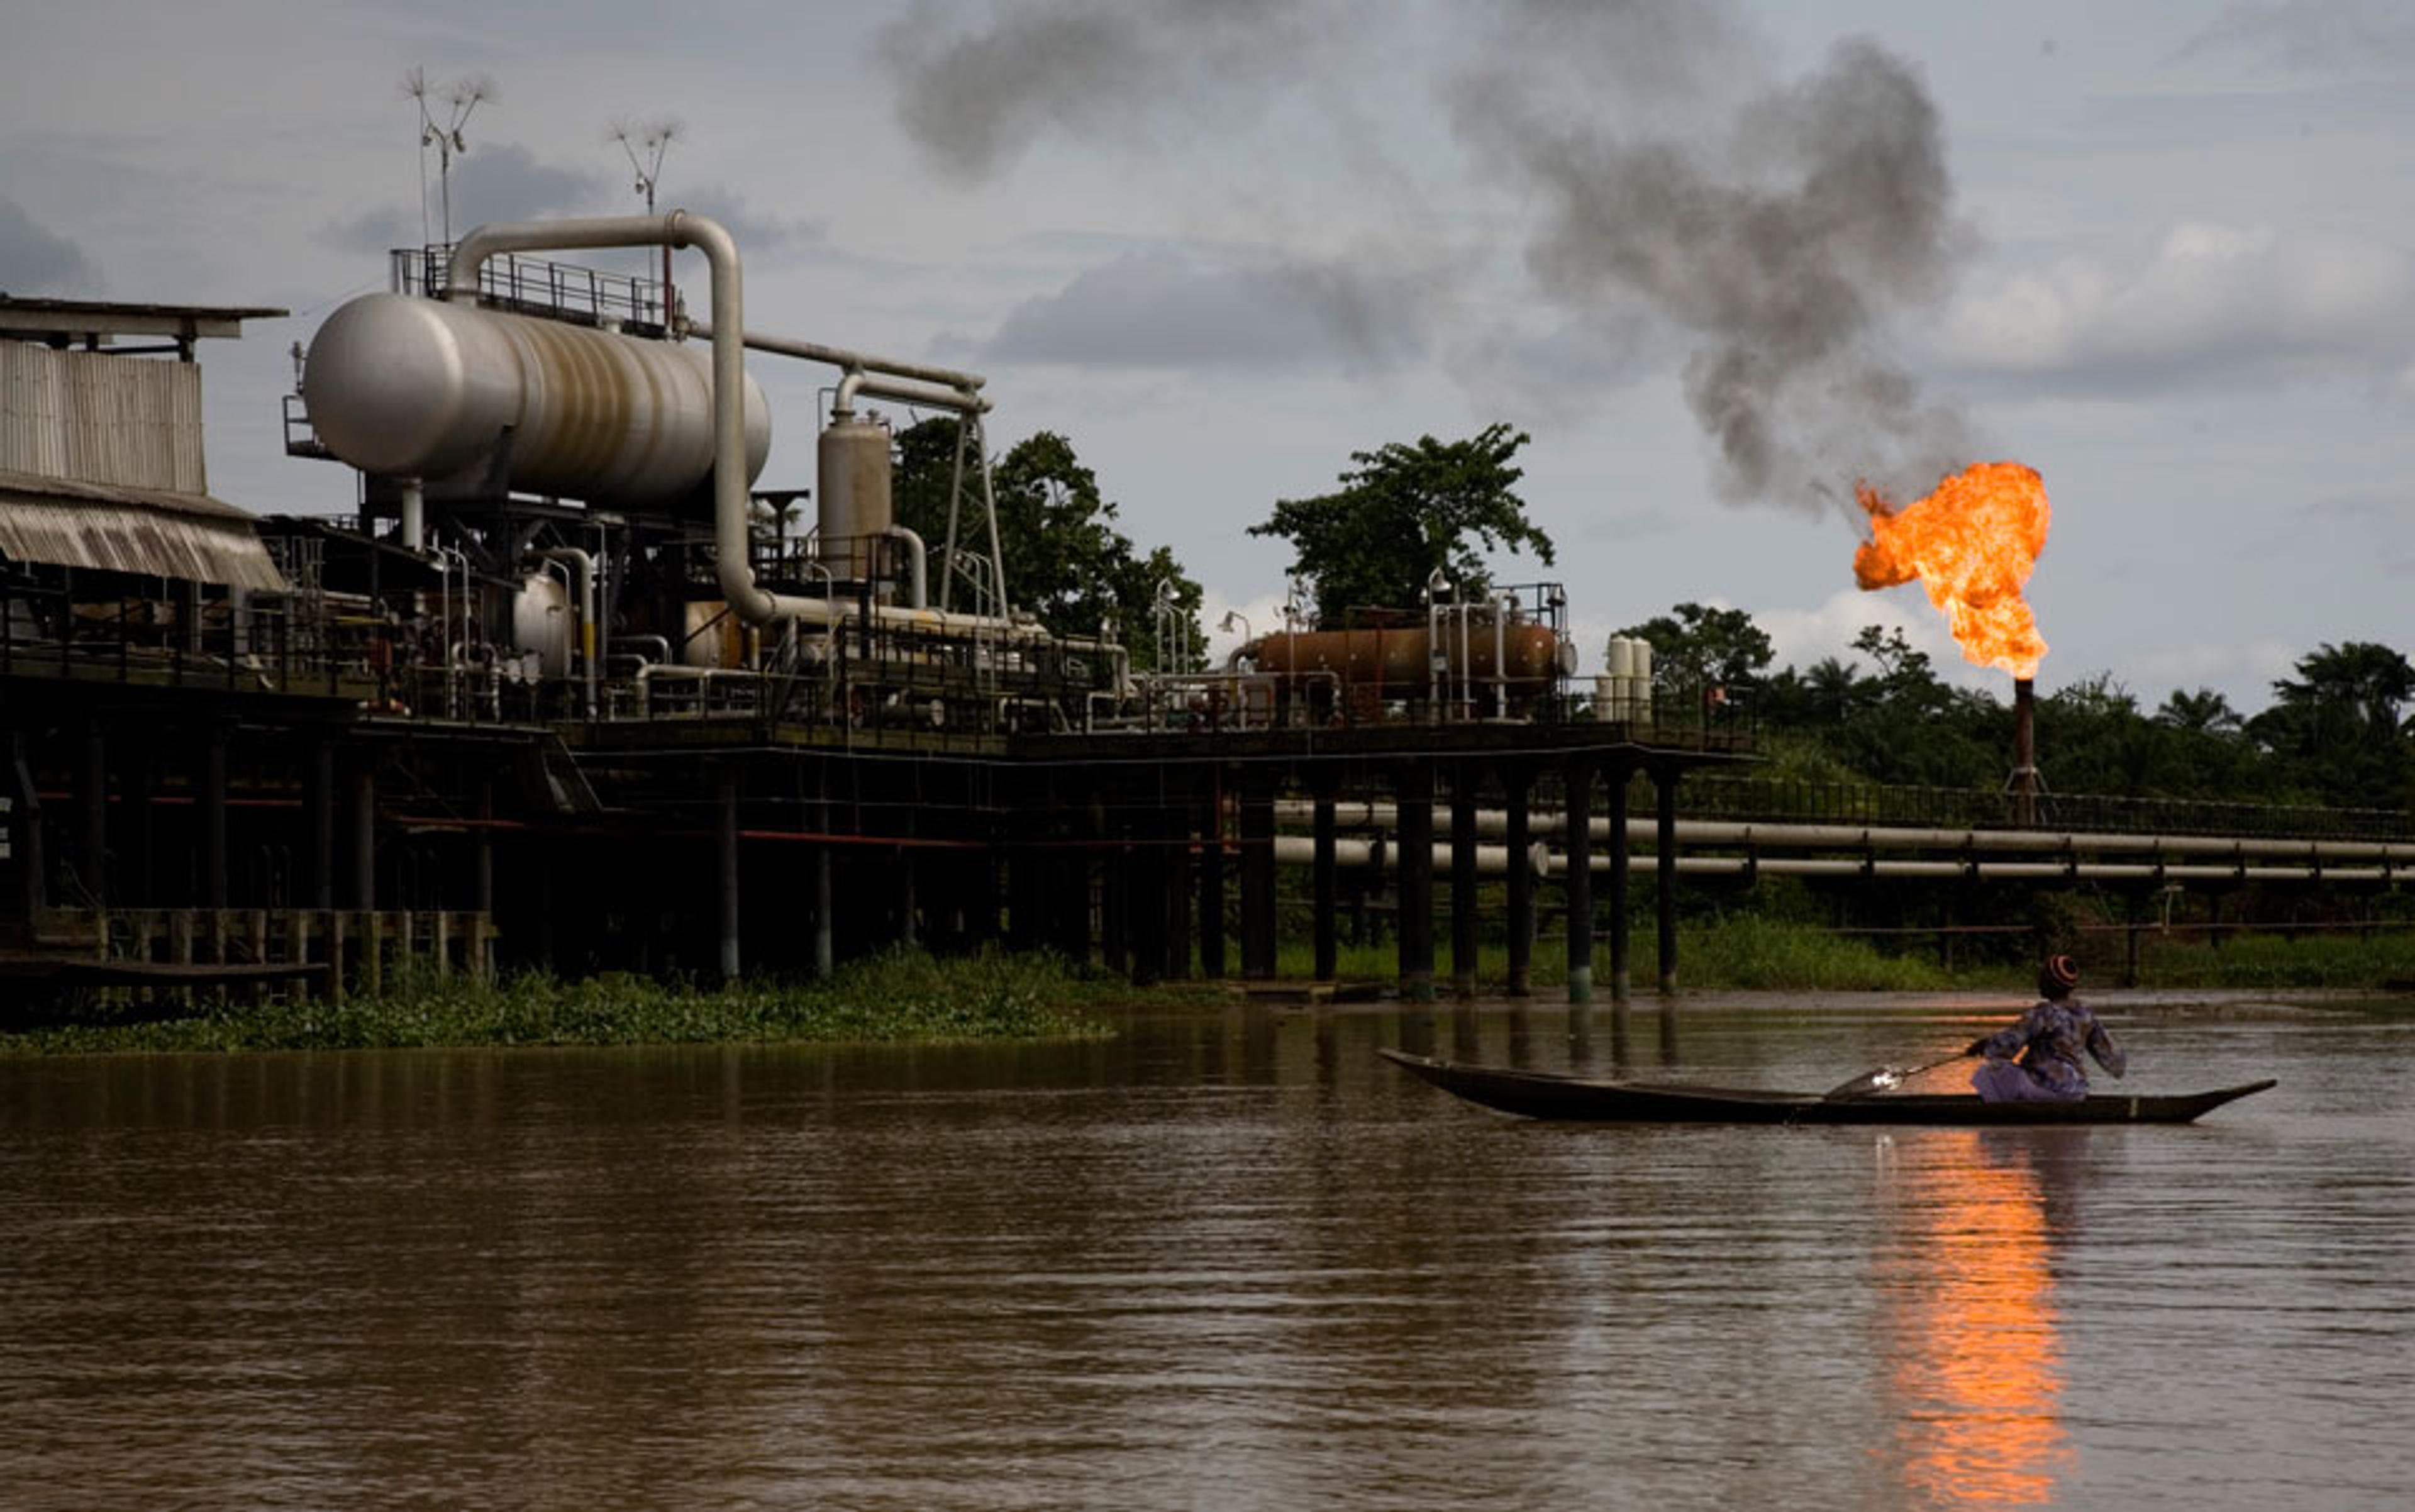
[1970,999,2127,1103]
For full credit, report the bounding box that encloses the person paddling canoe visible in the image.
[1965,954,2127,1103]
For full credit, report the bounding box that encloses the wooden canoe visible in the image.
[1379,1049,2276,1126]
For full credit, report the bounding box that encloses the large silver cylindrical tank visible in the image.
[816,416,893,582]
[303,292,772,507]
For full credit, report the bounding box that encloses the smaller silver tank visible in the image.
[509,572,572,676]
[816,416,893,582]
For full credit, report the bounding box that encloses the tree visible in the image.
[1248,424,1553,623]
[1616,602,1774,699]
[2155,687,2243,735]
[2270,642,2415,739]
[2248,640,2415,808]
[891,419,1204,671]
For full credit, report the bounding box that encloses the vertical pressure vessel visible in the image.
[816,416,893,582]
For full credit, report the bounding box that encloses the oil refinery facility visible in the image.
[1,213,1748,1005]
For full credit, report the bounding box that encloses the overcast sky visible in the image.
[5,0,2411,716]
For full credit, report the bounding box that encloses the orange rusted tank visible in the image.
[1248,609,1567,713]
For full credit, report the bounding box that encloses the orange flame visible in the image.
[1854,462,2051,680]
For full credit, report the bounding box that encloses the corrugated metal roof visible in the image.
[0,297,286,343]
[0,470,287,592]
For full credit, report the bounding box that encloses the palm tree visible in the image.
[2154,687,2243,736]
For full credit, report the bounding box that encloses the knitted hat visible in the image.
[2041,953,2080,993]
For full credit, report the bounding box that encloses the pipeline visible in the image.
[684,319,986,395]
[1272,799,2415,867]
[1255,833,2390,886]
[1271,835,1548,877]
[1536,853,2396,886]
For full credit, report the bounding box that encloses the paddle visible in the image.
[1822,1051,1972,1102]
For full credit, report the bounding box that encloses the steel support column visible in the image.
[1199,776,1226,979]
[200,722,228,914]
[1101,792,1128,976]
[1130,786,1165,986]
[305,737,334,912]
[1655,765,1679,995]
[1311,775,1338,983]
[1609,763,1631,1004]
[6,731,43,918]
[813,845,834,981]
[716,770,741,982]
[1450,761,1479,1000]
[123,743,155,908]
[1397,759,1435,1004]
[348,764,376,912]
[1563,756,1594,1004]
[1238,772,1277,979]
[1503,761,1533,998]
[1166,783,1193,980]
[474,777,495,920]
[79,721,106,907]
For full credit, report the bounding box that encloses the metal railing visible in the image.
[391,244,669,330]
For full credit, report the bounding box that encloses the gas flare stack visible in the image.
[2011,676,2038,828]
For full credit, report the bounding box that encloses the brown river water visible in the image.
[3,993,2409,1511]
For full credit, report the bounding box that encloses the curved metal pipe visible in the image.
[834,369,985,420]
[440,212,772,628]
[879,526,928,609]
[536,547,597,718]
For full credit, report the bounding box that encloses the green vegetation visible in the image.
[11,921,2406,1060]
[1274,916,1976,993]
[1272,908,2415,995]
[1249,423,1555,622]
[2136,930,2415,992]
[890,419,1204,670]
[1626,600,2415,812]
[0,948,1158,1057]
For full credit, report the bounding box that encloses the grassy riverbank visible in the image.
[9,920,2407,1057]
[1278,916,1976,992]
[0,949,1181,1056]
[1281,914,2415,994]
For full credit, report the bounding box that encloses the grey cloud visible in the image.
[671,184,828,261]
[876,0,1343,181]
[1467,0,1763,120]
[318,143,608,252]
[1445,311,1671,424]
[1934,223,2415,397]
[982,246,1433,372]
[1455,35,1979,513]
[872,1,1980,511]
[2179,0,2415,73]
[0,194,100,294]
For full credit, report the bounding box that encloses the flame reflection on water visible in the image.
[1882,1129,2081,1506]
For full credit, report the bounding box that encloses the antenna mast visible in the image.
[406,69,496,248]
[611,116,682,329]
